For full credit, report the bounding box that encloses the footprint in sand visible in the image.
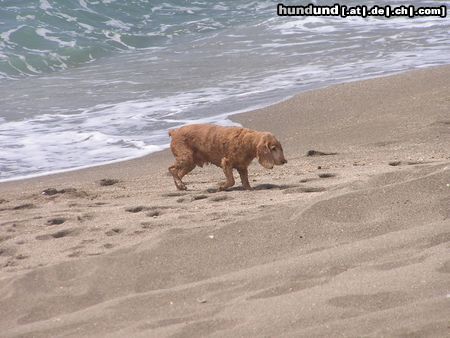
[300,187,327,193]
[41,188,62,196]
[141,222,153,229]
[77,213,94,222]
[389,160,403,167]
[99,178,120,186]
[68,251,83,258]
[11,203,35,210]
[125,206,147,213]
[105,228,124,236]
[46,217,66,225]
[210,195,231,202]
[318,173,336,178]
[126,205,169,215]
[299,178,317,183]
[146,210,161,217]
[41,188,88,198]
[36,228,80,240]
[141,222,166,230]
[191,194,208,201]
[178,194,209,202]
[389,160,429,167]
[3,259,18,268]
[87,252,104,256]
[206,188,220,193]
[162,192,188,198]
[283,186,327,194]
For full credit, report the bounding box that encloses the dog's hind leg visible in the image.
[219,158,235,191]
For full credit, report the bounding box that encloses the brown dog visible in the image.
[168,124,287,191]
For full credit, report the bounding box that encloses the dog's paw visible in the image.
[176,183,187,191]
[218,183,229,191]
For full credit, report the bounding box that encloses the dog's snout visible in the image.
[282,159,287,164]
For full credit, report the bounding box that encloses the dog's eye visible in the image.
[270,145,276,150]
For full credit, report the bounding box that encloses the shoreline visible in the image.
[1,65,449,337]
[2,63,448,185]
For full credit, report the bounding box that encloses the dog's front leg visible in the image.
[237,167,252,190]
[219,158,235,191]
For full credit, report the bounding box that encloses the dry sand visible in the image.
[0,66,449,337]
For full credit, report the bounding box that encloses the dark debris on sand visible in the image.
[306,150,338,156]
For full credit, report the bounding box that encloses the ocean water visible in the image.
[0,0,449,181]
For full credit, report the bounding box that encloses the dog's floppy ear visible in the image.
[257,135,274,169]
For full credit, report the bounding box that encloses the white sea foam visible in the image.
[55,12,78,23]
[16,15,36,22]
[102,30,131,49]
[36,28,76,48]
[77,22,95,33]
[39,0,52,11]
[78,0,89,10]
[1,26,24,42]
[105,19,131,31]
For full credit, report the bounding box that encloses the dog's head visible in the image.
[256,133,287,169]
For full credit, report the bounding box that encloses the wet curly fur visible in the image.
[168,124,287,191]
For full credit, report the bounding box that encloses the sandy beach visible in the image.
[1,66,449,337]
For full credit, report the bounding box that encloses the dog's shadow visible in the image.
[206,183,298,193]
